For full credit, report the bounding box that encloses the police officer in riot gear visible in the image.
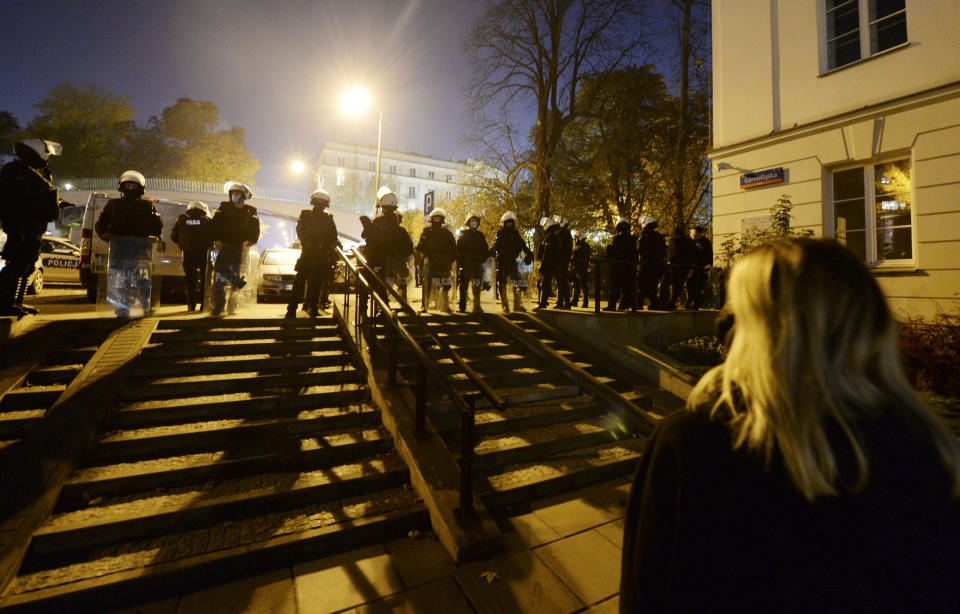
[552,214,573,309]
[210,181,259,316]
[286,188,339,318]
[637,216,667,310]
[358,187,413,315]
[570,230,591,308]
[664,223,696,310]
[492,211,532,312]
[457,213,489,313]
[417,208,457,313]
[536,217,561,309]
[0,139,62,316]
[172,201,212,311]
[685,226,713,310]
[604,218,638,311]
[95,171,163,317]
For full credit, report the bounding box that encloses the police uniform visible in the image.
[172,210,212,310]
[664,228,696,309]
[456,224,489,313]
[605,226,638,311]
[492,224,532,312]
[417,222,457,312]
[359,210,413,314]
[210,202,259,315]
[570,236,591,307]
[0,151,60,315]
[637,223,667,310]
[685,233,713,310]
[288,206,339,316]
[554,224,573,309]
[537,224,561,308]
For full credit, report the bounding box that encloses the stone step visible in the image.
[117,368,364,401]
[108,387,368,429]
[128,352,352,379]
[480,438,646,511]
[42,348,96,366]
[425,382,582,413]
[141,338,347,360]
[154,316,336,330]
[0,410,45,439]
[0,386,65,411]
[2,502,428,613]
[87,406,381,465]
[27,455,410,567]
[149,325,341,343]
[60,430,394,512]
[431,394,601,437]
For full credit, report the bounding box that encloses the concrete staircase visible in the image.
[388,313,654,516]
[0,317,427,613]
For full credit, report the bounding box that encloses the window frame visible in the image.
[827,153,916,268]
[822,0,908,74]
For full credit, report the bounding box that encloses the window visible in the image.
[445,191,452,200]
[831,157,912,264]
[389,165,397,175]
[825,0,907,71]
[446,174,452,183]
[368,162,375,171]
[409,186,417,199]
[336,174,345,186]
[337,156,346,168]
[409,168,416,178]
[428,171,435,180]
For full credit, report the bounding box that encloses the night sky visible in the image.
[2,0,488,188]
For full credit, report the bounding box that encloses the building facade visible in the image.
[313,142,478,216]
[711,0,960,316]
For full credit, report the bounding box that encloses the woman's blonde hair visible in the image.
[689,238,960,500]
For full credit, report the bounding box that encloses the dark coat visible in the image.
[211,202,260,246]
[457,227,489,267]
[95,196,163,239]
[363,212,413,270]
[537,225,562,271]
[296,207,339,269]
[637,226,666,270]
[171,210,212,254]
[620,408,960,613]
[666,232,696,268]
[571,238,591,272]
[416,224,457,268]
[556,225,573,265]
[606,231,638,265]
[0,158,59,235]
[692,235,713,267]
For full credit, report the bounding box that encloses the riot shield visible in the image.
[384,254,412,305]
[206,244,260,315]
[105,235,154,319]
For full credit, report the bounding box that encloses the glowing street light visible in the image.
[339,86,383,200]
[290,159,321,190]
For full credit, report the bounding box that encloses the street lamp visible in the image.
[290,159,322,190]
[339,86,383,198]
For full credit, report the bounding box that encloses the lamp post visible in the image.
[340,87,382,205]
[290,159,322,191]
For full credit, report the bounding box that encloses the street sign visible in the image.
[424,190,435,216]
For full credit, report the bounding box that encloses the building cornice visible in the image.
[710,80,960,159]
[320,141,474,171]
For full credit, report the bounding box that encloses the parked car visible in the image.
[257,248,300,301]
[0,233,80,294]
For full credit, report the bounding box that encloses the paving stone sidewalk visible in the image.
[112,478,631,614]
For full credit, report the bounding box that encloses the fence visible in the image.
[58,178,310,204]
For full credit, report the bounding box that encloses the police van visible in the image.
[79,193,188,302]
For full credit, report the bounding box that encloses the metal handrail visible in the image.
[334,246,487,520]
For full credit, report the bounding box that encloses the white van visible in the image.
[79,193,188,302]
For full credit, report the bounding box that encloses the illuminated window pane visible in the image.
[876,227,912,261]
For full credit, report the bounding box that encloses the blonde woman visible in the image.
[620,239,960,613]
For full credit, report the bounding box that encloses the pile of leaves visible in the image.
[665,335,728,367]
[899,310,960,399]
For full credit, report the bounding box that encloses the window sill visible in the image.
[869,264,918,275]
[819,41,911,78]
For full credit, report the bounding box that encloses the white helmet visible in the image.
[553,214,569,226]
[118,170,146,188]
[466,212,481,223]
[570,229,580,240]
[642,216,658,229]
[187,201,210,216]
[540,216,557,230]
[429,208,447,220]
[377,186,399,209]
[224,181,253,200]
[500,211,517,225]
[16,139,62,161]
[310,188,331,206]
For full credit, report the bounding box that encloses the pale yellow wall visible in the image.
[714,0,960,149]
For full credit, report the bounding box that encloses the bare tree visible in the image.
[465,0,646,227]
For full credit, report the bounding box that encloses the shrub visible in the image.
[665,335,727,367]
[899,311,960,399]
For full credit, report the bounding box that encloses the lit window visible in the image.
[410,168,416,178]
[336,174,345,186]
[445,191,451,200]
[830,157,912,264]
[428,171,435,180]
[337,156,346,168]
[446,175,452,182]
[825,0,907,71]
[409,186,416,198]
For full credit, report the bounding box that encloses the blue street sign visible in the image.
[424,190,435,216]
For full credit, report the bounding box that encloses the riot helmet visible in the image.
[641,216,658,230]
[118,170,146,198]
[615,218,631,233]
[224,181,253,204]
[467,213,481,229]
[553,214,569,227]
[570,229,580,241]
[187,201,210,217]
[310,188,331,208]
[14,139,62,165]
[429,208,447,225]
[377,186,399,210]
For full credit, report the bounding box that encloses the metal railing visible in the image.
[335,247,505,520]
[58,177,311,204]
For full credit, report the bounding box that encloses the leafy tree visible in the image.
[716,195,813,271]
[0,111,20,155]
[26,82,134,177]
[465,0,647,227]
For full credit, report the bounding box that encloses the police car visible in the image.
[0,234,81,294]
